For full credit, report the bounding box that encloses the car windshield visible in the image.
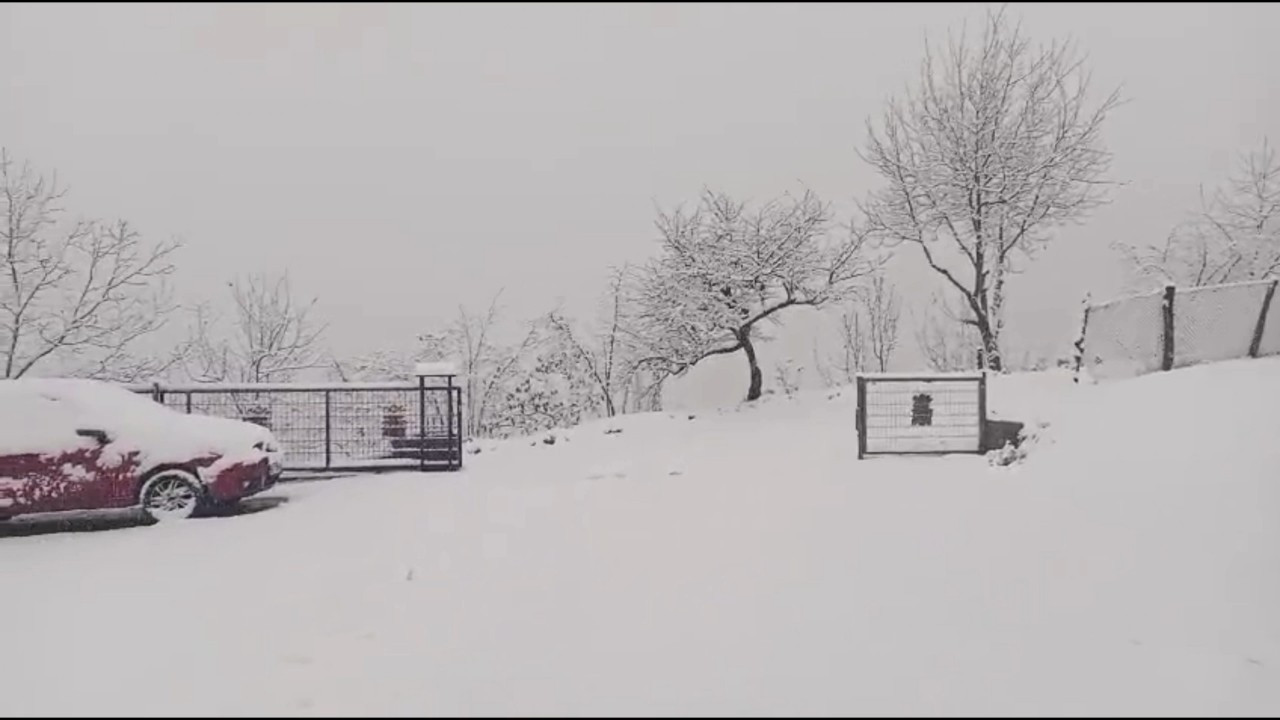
[21,380,173,421]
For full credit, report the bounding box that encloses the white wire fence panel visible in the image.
[863,379,982,454]
[1258,286,1280,357]
[1083,289,1166,380]
[1172,280,1273,368]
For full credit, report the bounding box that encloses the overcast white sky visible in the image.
[2,2,1277,405]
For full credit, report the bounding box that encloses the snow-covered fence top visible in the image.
[123,381,437,393]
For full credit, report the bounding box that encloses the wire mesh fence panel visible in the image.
[1082,289,1166,380]
[1172,280,1273,369]
[1258,284,1280,357]
[132,382,463,473]
[861,377,982,454]
[324,388,453,468]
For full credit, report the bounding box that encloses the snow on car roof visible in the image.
[0,378,269,470]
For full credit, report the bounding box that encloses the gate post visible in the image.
[446,375,457,469]
[855,375,867,460]
[1161,285,1176,371]
[417,375,427,472]
[414,363,460,472]
[324,390,332,471]
[1249,279,1278,358]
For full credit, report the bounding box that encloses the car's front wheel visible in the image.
[139,470,204,523]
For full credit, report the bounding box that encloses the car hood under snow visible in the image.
[98,411,277,475]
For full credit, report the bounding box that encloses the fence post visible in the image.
[977,372,988,451]
[446,375,456,470]
[855,376,867,460]
[1249,279,1279,358]
[455,386,464,467]
[1073,293,1092,384]
[418,375,427,472]
[1161,285,1176,371]
[323,390,332,471]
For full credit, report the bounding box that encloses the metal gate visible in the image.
[128,377,463,474]
[855,373,986,458]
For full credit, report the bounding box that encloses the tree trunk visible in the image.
[741,332,764,401]
[988,265,1008,372]
[979,328,1003,372]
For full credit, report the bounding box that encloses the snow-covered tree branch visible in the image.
[815,307,868,388]
[184,272,327,383]
[864,272,901,372]
[861,7,1121,371]
[406,290,543,438]
[814,271,900,386]
[1118,138,1280,290]
[542,265,656,418]
[629,188,878,401]
[0,149,181,380]
[914,290,983,372]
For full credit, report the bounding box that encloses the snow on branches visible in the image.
[629,187,877,401]
[0,149,180,381]
[861,7,1120,371]
[1119,139,1280,290]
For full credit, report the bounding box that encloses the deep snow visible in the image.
[1,359,1278,715]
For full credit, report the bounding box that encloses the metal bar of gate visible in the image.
[446,377,456,470]
[456,386,464,468]
[324,389,332,471]
[418,376,427,472]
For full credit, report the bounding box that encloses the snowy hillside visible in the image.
[1,359,1278,715]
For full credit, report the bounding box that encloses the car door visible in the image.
[0,389,120,515]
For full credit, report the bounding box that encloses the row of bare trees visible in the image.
[0,6,1117,415]
[0,146,329,384]
[0,150,180,381]
[10,7,1265,435]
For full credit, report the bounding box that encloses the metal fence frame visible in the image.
[855,372,988,459]
[128,376,464,474]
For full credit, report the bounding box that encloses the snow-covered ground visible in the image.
[2,359,1279,715]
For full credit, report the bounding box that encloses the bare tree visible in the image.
[814,305,868,387]
[1118,138,1280,290]
[914,290,983,372]
[864,273,901,372]
[0,149,180,380]
[420,290,542,438]
[811,271,900,386]
[772,357,805,397]
[630,188,878,401]
[542,265,655,418]
[861,8,1121,371]
[185,272,327,383]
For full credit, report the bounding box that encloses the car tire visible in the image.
[139,470,204,523]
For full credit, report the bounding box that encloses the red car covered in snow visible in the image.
[0,379,282,523]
